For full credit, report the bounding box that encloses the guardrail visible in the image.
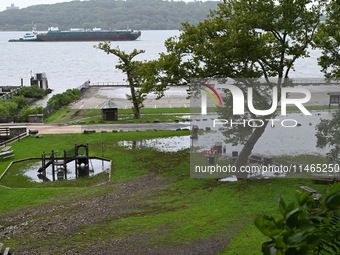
[0,132,29,147]
[89,81,130,87]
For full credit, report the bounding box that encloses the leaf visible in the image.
[285,231,309,248]
[329,182,340,196]
[325,193,340,210]
[261,240,277,255]
[255,215,283,237]
[278,196,286,215]
[295,191,311,206]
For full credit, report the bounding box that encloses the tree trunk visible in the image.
[128,76,141,119]
[234,120,269,179]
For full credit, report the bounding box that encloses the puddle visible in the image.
[118,136,190,152]
[22,159,111,182]
[190,111,334,156]
[117,111,334,156]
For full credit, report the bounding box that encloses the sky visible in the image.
[0,0,73,12]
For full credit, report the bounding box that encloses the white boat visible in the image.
[8,25,38,42]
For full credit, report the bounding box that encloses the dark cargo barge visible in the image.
[9,27,141,42]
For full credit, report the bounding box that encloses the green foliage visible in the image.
[95,44,162,119]
[255,183,340,254]
[314,1,340,78]
[19,86,45,98]
[47,89,80,107]
[315,110,340,162]
[20,105,44,117]
[0,99,18,116]
[11,95,29,108]
[161,0,325,168]
[0,0,218,30]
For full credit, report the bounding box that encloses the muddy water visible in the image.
[23,159,111,182]
[192,111,334,156]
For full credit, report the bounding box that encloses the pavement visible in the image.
[0,122,190,135]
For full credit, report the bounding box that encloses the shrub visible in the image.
[255,183,340,254]
[0,100,18,116]
[20,106,44,117]
[19,86,45,98]
[11,95,29,108]
[47,89,81,107]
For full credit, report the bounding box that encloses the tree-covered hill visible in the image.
[0,0,219,31]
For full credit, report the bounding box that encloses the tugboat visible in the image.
[8,25,38,42]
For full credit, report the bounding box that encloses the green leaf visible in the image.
[295,191,311,206]
[255,215,283,237]
[285,231,309,248]
[329,182,340,196]
[285,207,300,220]
[278,196,286,215]
[261,240,277,255]
[325,193,340,210]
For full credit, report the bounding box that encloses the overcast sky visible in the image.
[0,1,74,12]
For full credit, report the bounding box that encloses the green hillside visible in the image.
[0,0,219,30]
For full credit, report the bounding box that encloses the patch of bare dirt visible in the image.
[0,174,230,254]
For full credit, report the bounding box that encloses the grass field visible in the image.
[0,130,333,254]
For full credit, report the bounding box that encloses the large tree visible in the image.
[161,0,325,171]
[314,0,340,78]
[314,0,340,163]
[96,43,159,119]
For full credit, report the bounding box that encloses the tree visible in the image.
[314,0,340,78]
[314,1,340,163]
[161,0,325,172]
[95,43,160,119]
[316,111,340,162]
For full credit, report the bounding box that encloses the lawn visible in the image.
[0,131,334,254]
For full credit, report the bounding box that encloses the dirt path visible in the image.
[0,174,229,254]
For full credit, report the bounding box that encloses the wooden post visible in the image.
[64,149,67,180]
[51,150,55,181]
[42,152,46,181]
[75,144,78,179]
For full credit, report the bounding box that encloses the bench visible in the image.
[249,154,273,165]
[0,150,14,160]
[0,146,11,152]
[313,174,340,184]
[300,186,322,201]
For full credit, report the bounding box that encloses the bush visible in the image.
[47,89,81,107]
[20,106,44,117]
[11,95,29,108]
[255,183,340,254]
[19,86,45,98]
[0,100,18,116]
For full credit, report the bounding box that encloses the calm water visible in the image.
[1,30,324,94]
[0,30,180,93]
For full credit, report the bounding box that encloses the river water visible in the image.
[0,30,325,94]
[0,30,180,93]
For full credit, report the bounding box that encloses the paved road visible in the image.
[0,122,190,135]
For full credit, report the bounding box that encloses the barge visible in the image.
[9,27,141,42]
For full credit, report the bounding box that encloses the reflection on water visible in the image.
[118,136,190,152]
[23,159,111,182]
[191,111,334,156]
[118,111,334,157]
